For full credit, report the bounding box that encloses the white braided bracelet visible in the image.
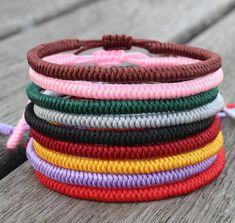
[33,94,224,129]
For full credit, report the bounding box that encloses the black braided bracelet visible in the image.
[25,103,214,146]
[27,83,219,115]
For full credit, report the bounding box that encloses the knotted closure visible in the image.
[102,35,133,50]
[27,36,222,83]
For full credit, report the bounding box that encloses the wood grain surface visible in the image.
[0,0,235,222]
[0,0,95,39]
[1,0,235,179]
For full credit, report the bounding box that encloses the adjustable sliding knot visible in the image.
[102,35,133,50]
[93,50,125,66]
[145,41,163,53]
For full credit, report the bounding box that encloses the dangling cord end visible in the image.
[218,103,235,119]
[222,105,235,119]
[6,114,28,149]
[0,123,15,135]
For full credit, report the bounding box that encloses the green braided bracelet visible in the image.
[27,83,219,115]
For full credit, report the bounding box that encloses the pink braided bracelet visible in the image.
[30,67,223,100]
[29,51,223,100]
[44,50,198,66]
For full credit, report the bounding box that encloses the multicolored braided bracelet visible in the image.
[27,83,219,115]
[29,68,223,100]
[30,116,221,159]
[25,103,214,146]
[27,140,217,188]
[33,94,224,129]
[34,148,225,202]
[32,132,223,174]
[27,35,221,83]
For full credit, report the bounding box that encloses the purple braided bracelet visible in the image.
[27,140,217,188]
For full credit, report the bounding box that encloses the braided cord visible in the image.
[33,132,223,174]
[27,36,222,83]
[29,116,221,159]
[33,94,224,129]
[25,103,215,146]
[29,68,223,100]
[27,140,217,188]
[44,52,200,67]
[0,123,15,135]
[26,35,225,202]
[34,149,225,202]
[27,83,219,115]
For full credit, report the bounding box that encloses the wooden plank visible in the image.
[0,0,98,179]
[0,138,26,179]
[0,0,235,222]
[0,0,95,39]
[1,0,234,179]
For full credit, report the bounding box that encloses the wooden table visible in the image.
[0,0,235,222]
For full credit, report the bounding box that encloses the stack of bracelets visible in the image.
[25,35,225,202]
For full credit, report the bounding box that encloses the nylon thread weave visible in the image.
[33,94,224,129]
[29,68,223,100]
[25,103,215,146]
[24,35,225,202]
[34,148,225,202]
[27,36,221,83]
[44,51,200,67]
[27,83,219,115]
[32,132,223,174]
[27,140,217,188]
[29,117,221,159]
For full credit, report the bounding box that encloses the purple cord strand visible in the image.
[26,139,217,188]
[0,122,30,136]
[0,123,15,135]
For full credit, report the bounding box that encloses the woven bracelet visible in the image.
[25,103,215,146]
[27,35,221,83]
[43,51,201,67]
[29,68,223,100]
[27,83,219,115]
[27,140,217,188]
[30,116,221,159]
[34,149,225,202]
[33,94,224,129]
[32,132,223,174]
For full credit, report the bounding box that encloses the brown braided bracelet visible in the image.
[27,35,221,83]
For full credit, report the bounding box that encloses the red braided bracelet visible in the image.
[34,148,225,202]
[27,35,221,83]
[30,116,221,160]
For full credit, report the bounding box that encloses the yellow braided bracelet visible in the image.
[33,131,223,174]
